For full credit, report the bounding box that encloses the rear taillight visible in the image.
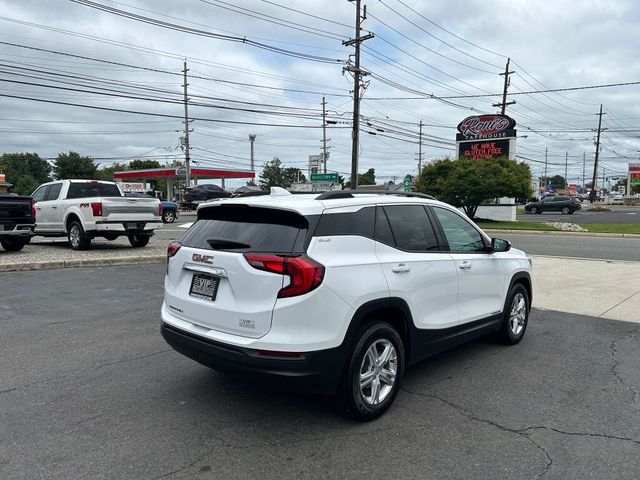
[166,241,181,275]
[158,201,163,217]
[167,241,181,259]
[90,202,102,217]
[31,198,36,218]
[244,253,324,298]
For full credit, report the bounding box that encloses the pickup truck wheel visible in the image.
[0,237,27,252]
[336,321,404,421]
[128,234,150,248]
[68,221,91,250]
[162,210,175,223]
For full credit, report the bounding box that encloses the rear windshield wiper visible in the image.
[206,238,251,249]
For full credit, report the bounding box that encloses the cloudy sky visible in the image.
[1,0,639,188]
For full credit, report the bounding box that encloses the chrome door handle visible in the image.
[51,205,58,209]
[392,264,411,273]
[459,261,472,270]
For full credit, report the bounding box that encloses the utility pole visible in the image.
[582,152,586,191]
[343,0,373,189]
[248,134,256,172]
[493,57,516,114]
[544,147,548,189]
[564,151,568,188]
[182,60,191,187]
[589,104,606,202]
[321,96,329,174]
[417,120,423,174]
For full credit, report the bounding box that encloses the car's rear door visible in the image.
[165,205,309,339]
[41,182,63,230]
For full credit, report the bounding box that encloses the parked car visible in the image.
[125,192,179,223]
[0,194,35,251]
[524,196,581,214]
[32,180,163,250]
[182,184,231,203]
[161,189,533,420]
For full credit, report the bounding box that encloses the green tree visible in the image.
[346,168,375,188]
[0,152,52,194]
[258,157,306,190]
[96,162,129,181]
[416,157,532,220]
[53,151,98,179]
[128,159,162,170]
[540,175,566,190]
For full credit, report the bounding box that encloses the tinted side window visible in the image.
[432,207,486,253]
[374,207,395,246]
[32,185,49,202]
[45,183,62,201]
[315,207,374,238]
[181,206,309,254]
[382,205,439,252]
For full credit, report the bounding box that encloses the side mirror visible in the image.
[491,238,511,252]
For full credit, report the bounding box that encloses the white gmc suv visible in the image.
[161,189,532,420]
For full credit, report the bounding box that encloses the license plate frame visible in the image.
[189,273,220,301]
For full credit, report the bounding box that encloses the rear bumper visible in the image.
[0,224,34,237]
[161,323,346,395]
[93,221,162,234]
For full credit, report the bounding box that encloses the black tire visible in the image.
[496,284,530,345]
[68,220,91,250]
[336,321,405,421]
[530,206,538,214]
[162,210,176,223]
[128,234,150,248]
[103,233,119,241]
[0,237,27,252]
[561,206,570,215]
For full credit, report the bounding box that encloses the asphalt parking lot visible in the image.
[2,265,639,480]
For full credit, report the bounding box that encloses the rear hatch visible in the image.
[165,204,309,338]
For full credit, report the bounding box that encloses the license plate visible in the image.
[189,273,219,301]
[126,222,143,230]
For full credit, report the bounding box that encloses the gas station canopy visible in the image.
[113,166,255,199]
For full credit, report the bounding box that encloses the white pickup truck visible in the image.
[32,179,163,250]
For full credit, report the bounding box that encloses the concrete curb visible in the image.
[484,229,640,239]
[0,255,166,273]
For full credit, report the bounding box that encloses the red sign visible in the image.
[456,114,516,141]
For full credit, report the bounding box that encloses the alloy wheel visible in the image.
[359,339,397,406]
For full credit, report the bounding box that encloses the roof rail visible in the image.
[316,190,436,201]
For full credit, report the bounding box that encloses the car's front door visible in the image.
[430,206,507,325]
[40,182,63,230]
[374,205,459,330]
[31,185,50,232]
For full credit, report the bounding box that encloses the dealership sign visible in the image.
[456,114,516,141]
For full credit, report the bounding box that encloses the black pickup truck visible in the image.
[0,195,35,251]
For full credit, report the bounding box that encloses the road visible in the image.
[1,265,639,479]
[517,206,640,224]
[501,232,640,262]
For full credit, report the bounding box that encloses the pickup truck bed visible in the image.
[0,195,35,251]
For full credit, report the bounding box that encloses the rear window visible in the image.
[180,205,309,253]
[66,182,122,199]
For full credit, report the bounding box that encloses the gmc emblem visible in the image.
[192,253,214,264]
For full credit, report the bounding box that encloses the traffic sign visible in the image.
[403,175,412,192]
[310,173,339,183]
